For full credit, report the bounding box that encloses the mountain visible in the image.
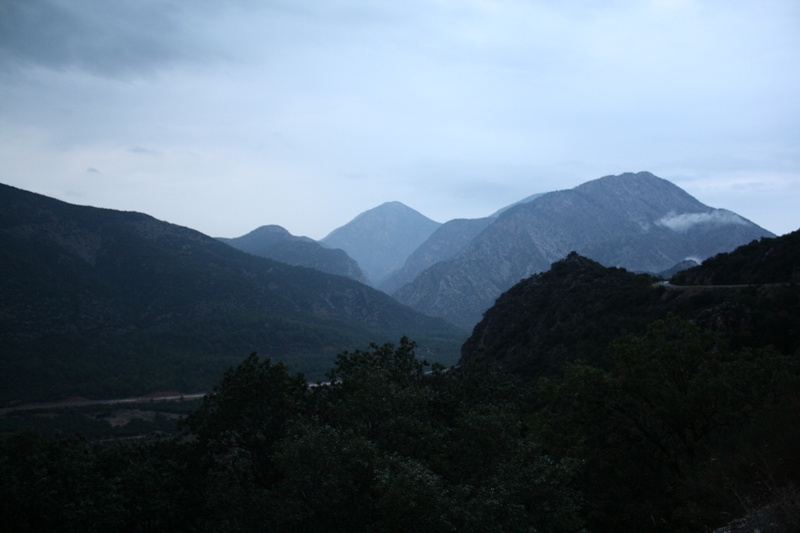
[320,201,441,286]
[460,253,664,379]
[379,217,493,294]
[489,192,546,217]
[393,172,774,329]
[0,183,464,404]
[378,192,547,294]
[460,244,800,382]
[219,225,368,284]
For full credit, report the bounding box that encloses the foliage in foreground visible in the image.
[3,320,798,532]
[1,339,584,533]
[538,317,800,532]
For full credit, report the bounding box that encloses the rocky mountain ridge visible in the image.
[393,172,774,329]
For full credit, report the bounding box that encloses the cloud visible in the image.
[86,167,100,173]
[0,0,796,239]
[0,0,208,77]
[655,210,749,232]
[128,146,162,156]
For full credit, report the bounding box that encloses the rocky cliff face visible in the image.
[220,225,368,284]
[321,201,441,286]
[393,172,774,329]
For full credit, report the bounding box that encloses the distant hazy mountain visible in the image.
[379,217,493,294]
[219,225,368,284]
[0,183,463,403]
[321,201,441,286]
[489,192,546,217]
[394,172,774,329]
[378,193,547,294]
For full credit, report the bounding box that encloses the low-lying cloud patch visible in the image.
[656,210,748,232]
[128,146,162,156]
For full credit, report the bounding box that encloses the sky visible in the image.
[1,0,798,240]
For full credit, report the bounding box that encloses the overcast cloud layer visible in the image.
[1,0,798,239]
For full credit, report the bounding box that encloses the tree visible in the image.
[186,353,309,489]
[538,315,799,531]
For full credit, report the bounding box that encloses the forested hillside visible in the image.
[0,183,463,404]
[458,232,800,532]
[461,247,800,381]
[671,229,800,285]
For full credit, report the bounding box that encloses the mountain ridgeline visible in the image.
[223,172,771,331]
[218,225,368,284]
[393,172,773,328]
[0,183,464,404]
[671,227,800,285]
[461,230,800,381]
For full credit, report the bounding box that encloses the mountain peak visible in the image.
[550,251,603,273]
[219,224,367,283]
[393,172,773,329]
[578,171,686,197]
[349,201,435,223]
[378,200,412,209]
[322,202,441,286]
[252,224,291,235]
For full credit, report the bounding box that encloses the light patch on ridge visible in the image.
[656,210,748,232]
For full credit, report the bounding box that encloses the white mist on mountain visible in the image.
[656,210,748,232]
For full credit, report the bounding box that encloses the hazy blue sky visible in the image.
[1,0,798,239]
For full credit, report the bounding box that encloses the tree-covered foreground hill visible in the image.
[461,239,800,381]
[458,231,800,532]
[671,227,800,285]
